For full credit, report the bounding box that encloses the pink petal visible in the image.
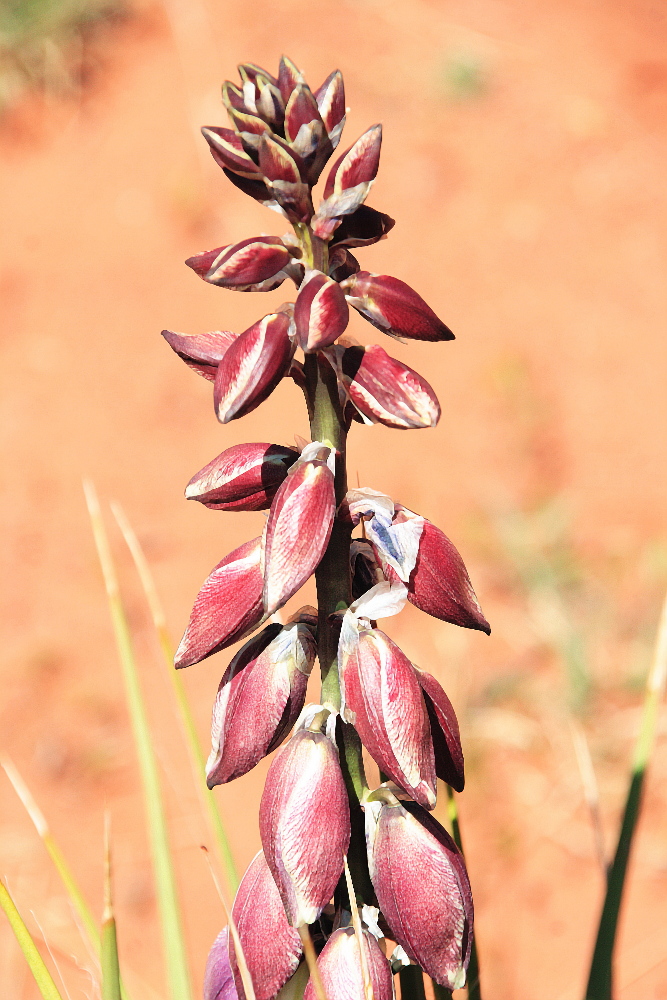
[185,442,298,511]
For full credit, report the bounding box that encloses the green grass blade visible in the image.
[102,817,122,1000]
[585,590,667,1000]
[84,481,193,1000]
[446,786,481,1000]
[111,502,239,895]
[0,879,65,1000]
[1,756,101,950]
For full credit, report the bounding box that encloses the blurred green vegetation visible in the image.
[0,0,126,113]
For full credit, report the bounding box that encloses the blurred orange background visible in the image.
[1,1,666,997]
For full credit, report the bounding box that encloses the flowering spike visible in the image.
[186,237,294,290]
[327,343,441,429]
[340,626,436,809]
[230,851,303,1000]
[207,613,317,786]
[186,442,298,511]
[365,793,473,991]
[314,70,346,148]
[204,928,239,1000]
[259,720,350,926]
[161,329,237,381]
[214,311,296,424]
[303,926,394,1000]
[294,269,349,352]
[341,271,454,342]
[262,444,336,615]
[415,667,465,792]
[174,537,264,669]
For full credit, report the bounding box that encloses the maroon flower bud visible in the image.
[328,247,360,283]
[186,237,294,291]
[214,311,296,424]
[201,127,263,180]
[303,926,394,1000]
[230,851,303,1000]
[238,64,284,129]
[341,271,454,342]
[314,70,346,148]
[278,55,303,105]
[330,205,395,248]
[174,537,264,669]
[294,270,349,352]
[312,126,382,238]
[204,927,238,1000]
[185,442,298,511]
[365,791,473,991]
[415,667,465,792]
[340,626,436,809]
[327,343,441,429]
[390,508,490,634]
[161,329,237,381]
[258,135,313,223]
[262,443,336,615]
[259,716,350,926]
[284,84,325,156]
[207,612,317,786]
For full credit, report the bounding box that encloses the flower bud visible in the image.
[314,69,346,148]
[214,312,296,424]
[365,792,473,991]
[161,329,237,381]
[201,126,263,180]
[415,667,464,792]
[207,612,317,786]
[278,55,304,104]
[204,927,238,1000]
[258,135,313,223]
[294,270,349,352]
[350,539,384,602]
[259,720,350,926]
[185,442,299,511]
[186,237,294,291]
[174,537,264,669]
[341,271,454,342]
[303,927,394,1000]
[391,509,490,634]
[330,205,395,248]
[328,343,440,429]
[262,443,336,615]
[340,626,436,809]
[230,851,303,1000]
[284,84,326,159]
[312,126,383,239]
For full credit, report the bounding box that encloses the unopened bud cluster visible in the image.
[165,56,489,1000]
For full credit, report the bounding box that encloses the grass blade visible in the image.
[110,502,238,894]
[446,786,481,1000]
[343,856,372,1000]
[1,757,100,951]
[0,879,65,1000]
[102,818,122,1000]
[585,589,667,1000]
[84,480,193,1000]
[200,847,256,1000]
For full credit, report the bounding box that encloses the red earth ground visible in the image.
[1,1,667,997]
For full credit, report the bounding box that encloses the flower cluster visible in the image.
[165,56,489,1000]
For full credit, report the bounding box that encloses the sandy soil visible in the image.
[1,0,666,997]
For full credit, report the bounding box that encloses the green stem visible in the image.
[446,786,482,1000]
[585,592,667,1000]
[304,352,351,713]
